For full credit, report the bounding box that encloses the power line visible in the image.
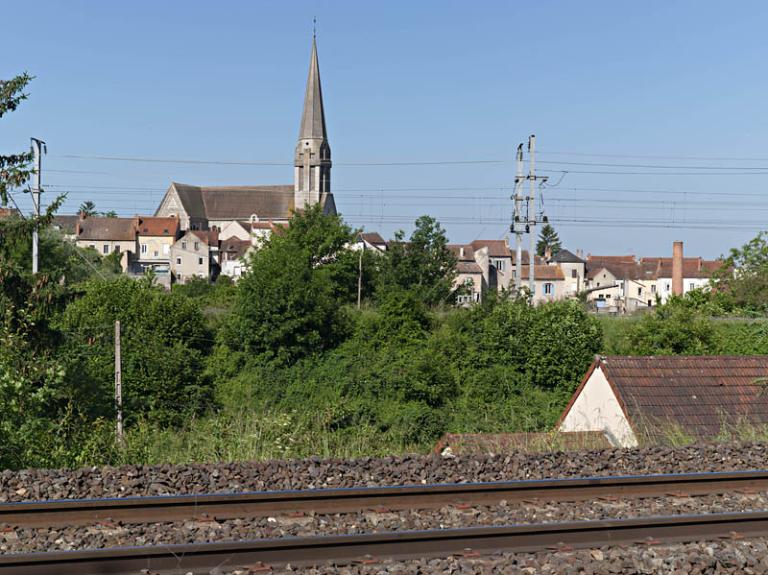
[53,154,504,167]
[538,159,768,171]
[540,150,768,162]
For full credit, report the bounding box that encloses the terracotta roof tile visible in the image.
[521,264,564,280]
[470,239,511,258]
[600,356,768,440]
[137,216,179,237]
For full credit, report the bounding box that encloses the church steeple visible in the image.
[295,35,331,209]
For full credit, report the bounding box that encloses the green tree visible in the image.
[57,278,213,426]
[221,205,353,366]
[0,73,34,206]
[625,298,716,355]
[536,223,562,257]
[377,216,456,306]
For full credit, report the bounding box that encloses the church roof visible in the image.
[166,183,296,221]
[299,37,327,141]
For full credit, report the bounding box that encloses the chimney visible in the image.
[544,246,552,262]
[459,246,464,259]
[672,240,684,296]
[78,210,87,220]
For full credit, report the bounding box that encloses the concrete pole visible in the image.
[30,138,45,275]
[672,240,684,296]
[514,144,524,292]
[115,320,124,446]
[528,134,536,296]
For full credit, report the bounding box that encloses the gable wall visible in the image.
[558,366,637,447]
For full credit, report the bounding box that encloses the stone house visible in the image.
[470,239,512,291]
[550,249,586,298]
[449,244,489,304]
[522,264,566,304]
[171,230,213,284]
[75,216,138,270]
[219,238,254,280]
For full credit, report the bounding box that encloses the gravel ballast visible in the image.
[2,491,768,554]
[2,442,768,503]
[227,539,768,574]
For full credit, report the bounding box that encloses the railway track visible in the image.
[2,510,768,574]
[2,469,768,528]
[3,470,768,573]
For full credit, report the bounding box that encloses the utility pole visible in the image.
[114,320,124,446]
[357,232,364,310]
[512,143,524,292]
[527,135,536,295]
[30,138,46,275]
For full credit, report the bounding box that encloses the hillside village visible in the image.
[42,207,724,312]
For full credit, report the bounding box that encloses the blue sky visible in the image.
[3,0,768,258]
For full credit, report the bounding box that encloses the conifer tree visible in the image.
[536,223,562,257]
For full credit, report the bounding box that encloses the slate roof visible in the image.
[76,217,137,241]
[299,37,328,141]
[565,356,768,441]
[552,248,585,264]
[471,239,511,258]
[165,182,296,221]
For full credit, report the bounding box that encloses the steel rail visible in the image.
[2,510,768,574]
[1,469,768,528]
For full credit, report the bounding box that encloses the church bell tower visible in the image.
[295,35,331,209]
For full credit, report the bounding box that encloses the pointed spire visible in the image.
[299,36,327,141]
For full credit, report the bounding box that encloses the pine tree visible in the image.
[536,223,562,257]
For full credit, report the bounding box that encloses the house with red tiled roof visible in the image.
[448,244,489,304]
[521,264,566,303]
[558,356,768,447]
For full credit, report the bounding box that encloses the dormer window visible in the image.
[249,214,260,224]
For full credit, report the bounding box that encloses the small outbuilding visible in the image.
[558,356,768,447]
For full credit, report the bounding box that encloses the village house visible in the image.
[171,230,216,284]
[219,238,254,280]
[75,216,138,271]
[522,264,566,304]
[549,249,586,298]
[471,239,512,291]
[558,355,768,447]
[449,244,489,304]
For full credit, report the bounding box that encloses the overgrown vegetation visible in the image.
[5,74,768,470]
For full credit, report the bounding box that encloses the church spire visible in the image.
[299,36,328,141]
[295,34,331,209]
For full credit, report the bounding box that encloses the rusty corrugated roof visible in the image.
[601,356,768,440]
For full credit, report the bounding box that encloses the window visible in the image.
[665,283,671,292]
[637,287,642,296]
[194,242,200,251]
[494,259,505,271]
[689,282,695,291]
[544,283,554,295]
[103,244,109,254]
[571,269,577,278]
[141,244,147,254]
[182,241,187,250]
[114,245,120,253]
[651,284,656,294]
[198,257,204,265]
[89,244,95,250]
[606,294,611,299]
[153,250,159,257]
[176,257,181,265]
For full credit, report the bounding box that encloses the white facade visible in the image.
[655,276,710,304]
[559,365,637,447]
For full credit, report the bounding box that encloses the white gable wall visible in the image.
[559,366,638,447]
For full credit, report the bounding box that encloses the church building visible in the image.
[155,36,336,232]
